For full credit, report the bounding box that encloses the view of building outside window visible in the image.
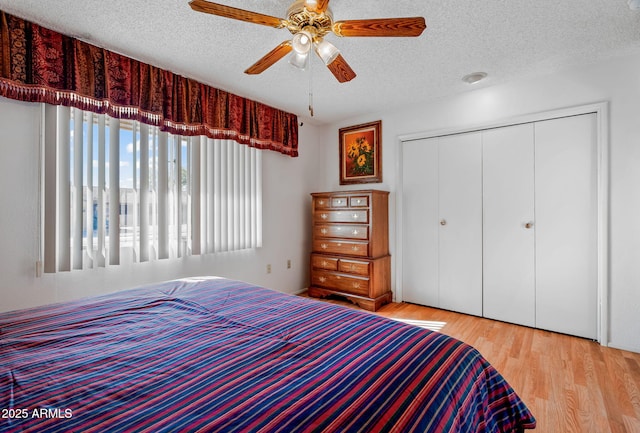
[70,112,190,263]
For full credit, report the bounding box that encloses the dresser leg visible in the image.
[308,286,392,312]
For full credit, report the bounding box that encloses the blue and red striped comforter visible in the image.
[0,277,535,432]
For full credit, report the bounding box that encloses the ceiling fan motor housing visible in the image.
[286,0,333,39]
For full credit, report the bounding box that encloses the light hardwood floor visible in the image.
[308,296,640,433]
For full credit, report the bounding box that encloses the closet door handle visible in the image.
[440,219,447,226]
[525,222,534,229]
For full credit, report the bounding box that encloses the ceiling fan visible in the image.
[188,0,427,83]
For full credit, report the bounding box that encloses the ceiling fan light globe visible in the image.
[289,52,309,70]
[314,39,340,65]
[292,31,313,54]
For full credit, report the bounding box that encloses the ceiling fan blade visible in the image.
[189,0,286,28]
[244,41,293,75]
[326,54,356,83]
[304,0,331,14]
[333,17,426,37]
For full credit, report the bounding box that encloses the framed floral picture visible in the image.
[339,120,382,185]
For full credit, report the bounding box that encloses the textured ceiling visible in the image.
[0,0,639,124]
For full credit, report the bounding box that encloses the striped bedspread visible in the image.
[0,277,535,432]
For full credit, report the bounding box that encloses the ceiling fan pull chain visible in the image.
[308,56,314,117]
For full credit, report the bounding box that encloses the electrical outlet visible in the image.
[267,264,272,274]
[287,259,292,269]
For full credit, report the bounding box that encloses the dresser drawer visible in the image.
[314,224,369,240]
[314,240,369,257]
[331,197,349,208]
[314,210,369,224]
[311,271,369,296]
[311,255,339,271]
[314,196,332,209]
[338,259,370,276]
[349,196,369,207]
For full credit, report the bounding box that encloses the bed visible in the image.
[0,277,535,432]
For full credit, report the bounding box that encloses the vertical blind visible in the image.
[43,105,262,273]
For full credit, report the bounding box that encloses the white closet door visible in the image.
[402,138,439,306]
[482,124,536,327]
[438,132,483,316]
[535,114,598,339]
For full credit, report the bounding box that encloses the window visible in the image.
[42,105,262,273]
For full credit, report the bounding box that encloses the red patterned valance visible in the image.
[0,10,298,156]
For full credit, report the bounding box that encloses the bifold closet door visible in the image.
[402,138,439,306]
[535,114,597,339]
[438,133,483,316]
[483,124,536,327]
[401,133,483,316]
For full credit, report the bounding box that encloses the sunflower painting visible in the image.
[339,120,382,185]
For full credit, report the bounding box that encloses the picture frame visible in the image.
[339,120,382,185]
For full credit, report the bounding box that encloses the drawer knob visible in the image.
[319,276,327,283]
[321,213,328,220]
[353,282,361,289]
[321,228,328,235]
[352,246,359,252]
[321,243,328,249]
[322,260,329,267]
[319,200,325,205]
[352,214,359,220]
[352,229,359,235]
[337,243,342,247]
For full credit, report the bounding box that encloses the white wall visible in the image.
[319,51,640,353]
[0,97,324,312]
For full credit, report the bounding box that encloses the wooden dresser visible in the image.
[308,190,391,311]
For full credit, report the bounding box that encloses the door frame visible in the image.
[396,101,610,346]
